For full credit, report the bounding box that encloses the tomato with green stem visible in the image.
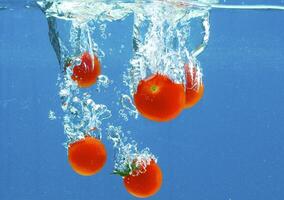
[134,73,185,122]
[114,159,163,198]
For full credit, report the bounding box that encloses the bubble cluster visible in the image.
[59,67,112,145]
[107,125,156,175]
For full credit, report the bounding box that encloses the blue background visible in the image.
[0,1,284,200]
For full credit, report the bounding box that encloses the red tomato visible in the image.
[71,52,101,88]
[123,160,163,198]
[68,136,107,176]
[134,74,185,122]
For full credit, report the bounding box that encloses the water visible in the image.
[1,0,284,200]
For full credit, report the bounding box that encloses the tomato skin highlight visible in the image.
[123,160,163,198]
[184,64,204,108]
[68,136,107,176]
[71,52,101,88]
[134,74,185,122]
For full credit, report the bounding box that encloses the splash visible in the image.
[36,0,284,172]
[126,1,208,95]
[38,0,164,170]
[37,0,134,22]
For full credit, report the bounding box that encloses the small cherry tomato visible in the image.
[71,52,101,88]
[68,136,107,176]
[123,160,163,198]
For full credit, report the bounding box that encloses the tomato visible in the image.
[123,160,163,198]
[68,136,107,176]
[184,64,204,108]
[71,52,101,88]
[134,74,185,122]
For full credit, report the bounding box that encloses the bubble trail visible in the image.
[58,66,112,146]
[125,1,207,100]
[106,125,157,175]
[37,2,159,174]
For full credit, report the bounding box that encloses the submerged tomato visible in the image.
[123,160,163,198]
[68,136,107,176]
[71,52,101,88]
[184,64,204,108]
[134,74,185,122]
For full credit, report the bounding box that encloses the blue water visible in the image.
[1,1,284,200]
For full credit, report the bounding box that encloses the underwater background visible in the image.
[0,0,284,200]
